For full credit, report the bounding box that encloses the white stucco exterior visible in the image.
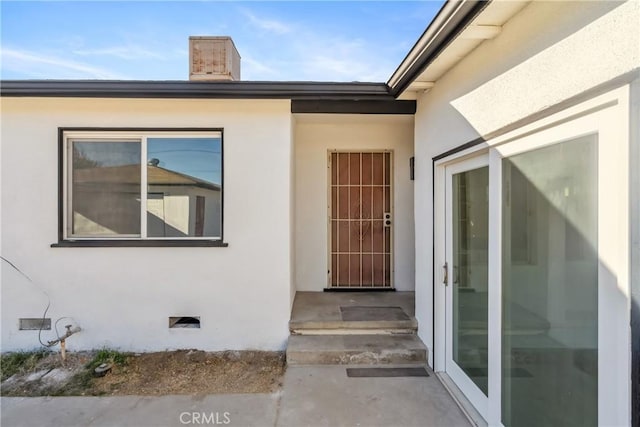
[1,97,294,352]
[412,0,640,363]
[408,2,638,424]
[1,8,638,423]
[0,96,417,352]
[293,114,415,292]
[450,0,639,136]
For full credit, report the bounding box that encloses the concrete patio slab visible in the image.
[277,365,471,427]
[1,394,278,427]
[1,364,472,427]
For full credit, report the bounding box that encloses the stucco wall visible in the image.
[1,97,293,352]
[294,114,414,291]
[290,117,297,310]
[413,0,640,357]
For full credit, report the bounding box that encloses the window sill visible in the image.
[51,240,229,248]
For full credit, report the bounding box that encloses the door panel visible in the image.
[445,156,490,418]
[329,151,392,288]
[453,166,489,394]
[501,135,598,427]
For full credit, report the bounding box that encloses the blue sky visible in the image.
[148,137,221,184]
[74,137,222,183]
[1,1,443,82]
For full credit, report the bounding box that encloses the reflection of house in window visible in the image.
[72,163,142,236]
[146,165,221,238]
[72,164,221,238]
[68,134,222,240]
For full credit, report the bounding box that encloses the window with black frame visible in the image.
[65,130,222,241]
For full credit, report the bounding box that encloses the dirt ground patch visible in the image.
[1,350,286,396]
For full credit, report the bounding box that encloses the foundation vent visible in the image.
[169,316,201,329]
[189,36,241,81]
[19,318,51,330]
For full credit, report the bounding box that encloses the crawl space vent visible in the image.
[19,318,51,330]
[169,316,201,329]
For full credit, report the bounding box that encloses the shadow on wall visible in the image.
[446,1,630,137]
[446,130,631,426]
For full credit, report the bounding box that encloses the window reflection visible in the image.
[452,166,489,395]
[502,135,598,427]
[146,138,222,238]
[71,140,141,236]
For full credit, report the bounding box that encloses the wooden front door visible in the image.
[329,151,392,288]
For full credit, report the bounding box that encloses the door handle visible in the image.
[384,212,392,227]
[443,262,448,286]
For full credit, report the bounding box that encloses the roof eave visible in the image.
[387,0,491,97]
[0,80,396,101]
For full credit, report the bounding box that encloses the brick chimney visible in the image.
[189,36,241,81]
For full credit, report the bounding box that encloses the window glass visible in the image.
[502,135,598,426]
[71,140,141,236]
[452,166,489,395]
[146,138,222,238]
[66,132,222,240]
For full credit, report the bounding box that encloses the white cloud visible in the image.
[242,56,281,80]
[240,8,292,35]
[236,34,394,82]
[289,36,393,82]
[1,48,127,79]
[301,54,391,82]
[231,6,396,82]
[72,45,165,60]
[173,48,189,57]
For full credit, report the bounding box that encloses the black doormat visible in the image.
[346,367,429,378]
[324,288,396,292]
[340,306,410,321]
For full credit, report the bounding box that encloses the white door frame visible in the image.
[444,154,490,419]
[433,85,631,427]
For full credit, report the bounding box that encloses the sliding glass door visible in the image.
[437,89,629,427]
[501,135,598,426]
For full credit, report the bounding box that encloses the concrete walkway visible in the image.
[1,365,471,427]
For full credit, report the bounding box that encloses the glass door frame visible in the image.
[433,86,631,427]
[444,153,490,419]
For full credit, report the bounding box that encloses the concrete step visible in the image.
[286,334,428,366]
[289,305,418,335]
[290,296,418,335]
[289,318,418,335]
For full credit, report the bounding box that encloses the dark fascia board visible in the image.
[0,80,396,100]
[291,99,416,115]
[389,0,491,97]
